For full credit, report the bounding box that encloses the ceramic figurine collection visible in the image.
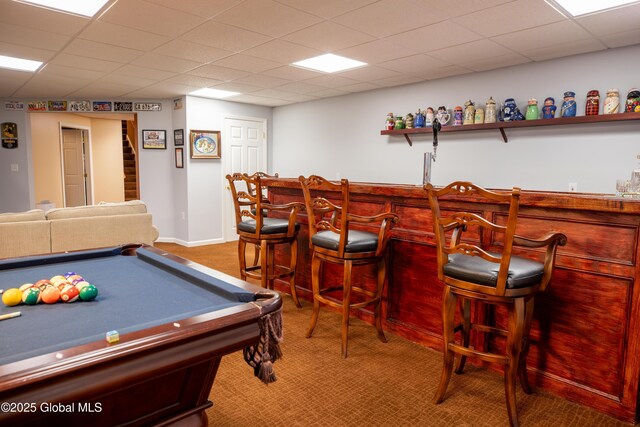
[384,87,640,130]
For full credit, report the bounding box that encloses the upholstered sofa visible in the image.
[0,200,159,259]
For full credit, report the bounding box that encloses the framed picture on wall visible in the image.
[142,130,166,149]
[175,148,184,168]
[174,129,184,146]
[189,130,220,159]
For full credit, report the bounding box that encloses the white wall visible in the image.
[0,110,32,213]
[272,45,640,194]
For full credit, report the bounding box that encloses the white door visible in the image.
[62,128,87,207]
[223,116,267,241]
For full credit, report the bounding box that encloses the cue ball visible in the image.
[22,287,41,305]
[41,287,61,304]
[60,285,80,303]
[79,284,98,301]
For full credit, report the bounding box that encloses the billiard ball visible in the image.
[50,275,66,284]
[22,287,41,305]
[66,274,83,283]
[2,288,22,306]
[19,283,35,292]
[64,272,77,278]
[79,284,98,301]
[35,279,52,290]
[60,285,79,303]
[74,280,90,290]
[41,286,61,304]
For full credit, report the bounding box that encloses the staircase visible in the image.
[122,121,138,201]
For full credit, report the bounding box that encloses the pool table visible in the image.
[0,245,282,426]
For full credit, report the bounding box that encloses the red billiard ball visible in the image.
[60,285,80,303]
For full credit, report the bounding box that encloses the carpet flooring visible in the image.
[155,242,628,427]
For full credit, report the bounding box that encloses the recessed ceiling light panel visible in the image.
[547,0,640,16]
[0,54,42,72]
[292,54,367,73]
[189,88,240,99]
[15,0,110,17]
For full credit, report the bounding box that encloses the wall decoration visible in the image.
[190,130,220,159]
[175,148,184,168]
[114,102,133,112]
[135,102,162,111]
[48,101,67,111]
[93,101,112,112]
[142,130,167,149]
[1,122,18,149]
[4,101,24,110]
[174,129,184,146]
[69,101,92,112]
[27,101,47,111]
[173,98,183,110]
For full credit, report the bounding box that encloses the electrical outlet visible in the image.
[569,182,578,192]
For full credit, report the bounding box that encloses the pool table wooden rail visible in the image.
[265,178,640,423]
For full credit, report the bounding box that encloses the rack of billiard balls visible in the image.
[2,272,98,307]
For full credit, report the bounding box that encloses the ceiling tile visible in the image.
[302,74,361,89]
[164,74,224,87]
[39,64,106,81]
[274,81,327,94]
[333,0,446,38]
[491,21,593,51]
[188,64,251,81]
[386,21,484,53]
[144,0,244,18]
[576,3,640,36]
[180,21,272,52]
[49,54,123,73]
[153,40,233,63]
[13,74,92,98]
[0,69,33,97]
[213,0,322,37]
[63,39,143,64]
[100,0,207,37]
[522,38,606,61]
[0,0,89,36]
[378,54,451,75]
[428,40,515,65]
[242,40,323,64]
[250,88,297,98]
[78,21,171,51]
[337,39,418,64]
[412,0,515,19]
[373,75,426,87]
[131,53,203,73]
[340,82,382,93]
[599,29,640,48]
[232,94,291,106]
[0,23,69,52]
[307,88,350,98]
[212,54,282,73]
[273,0,378,18]
[282,21,375,52]
[459,53,530,72]
[452,0,564,37]
[113,65,177,81]
[280,93,319,102]
[262,66,321,81]
[211,82,263,93]
[0,41,55,62]
[337,66,402,82]
[67,80,143,98]
[127,82,199,98]
[231,73,293,88]
[423,65,473,80]
[99,74,157,88]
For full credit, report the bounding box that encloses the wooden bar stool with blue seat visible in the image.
[426,181,567,427]
[299,175,399,358]
[227,172,303,308]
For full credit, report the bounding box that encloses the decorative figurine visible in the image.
[560,91,577,117]
[436,106,450,126]
[525,98,538,120]
[414,109,426,128]
[625,88,640,113]
[385,113,395,130]
[484,97,497,123]
[405,112,414,129]
[453,106,463,126]
[604,89,620,114]
[394,116,405,130]
[463,100,475,125]
[474,108,484,124]
[541,97,557,119]
[585,90,600,116]
[502,98,523,121]
[425,107,435,127]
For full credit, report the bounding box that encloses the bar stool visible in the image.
[426,181,567,427]
[299,175,399,358]
[227,172,303,308]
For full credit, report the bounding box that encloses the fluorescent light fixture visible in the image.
[15,0,110,17]
[292,54,367,73]
[189,88,240,99]
[547,0,640,16]
[0,54,42,72]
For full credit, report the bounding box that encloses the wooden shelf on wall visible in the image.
[380,112,640,145]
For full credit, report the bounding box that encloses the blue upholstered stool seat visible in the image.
[311,230,378,253]
[444,253,544,289]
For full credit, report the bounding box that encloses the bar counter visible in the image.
[265,178,640,422]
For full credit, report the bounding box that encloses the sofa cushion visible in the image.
[0,222,51,259]
[0,209,46,223]
[46,200,147,220]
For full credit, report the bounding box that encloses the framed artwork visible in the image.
[174,129,184,146]
[142,130,166,149]
[190,130,220,159]
[175,148,184,168]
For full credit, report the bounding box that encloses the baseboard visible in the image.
[155,237,226,247]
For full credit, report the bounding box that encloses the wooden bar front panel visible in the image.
[267,180,640,422]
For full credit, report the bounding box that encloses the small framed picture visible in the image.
[174,129,184,146]
[190,130,221,159]
[175,148,184,168]
[142,130,166,149]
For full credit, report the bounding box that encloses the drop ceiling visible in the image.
[0,0,638,106]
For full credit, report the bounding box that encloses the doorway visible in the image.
[60,126,91,207]
[222,116,267,241]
